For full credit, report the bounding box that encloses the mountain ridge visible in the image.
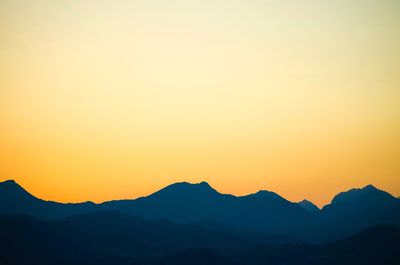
[298,199,320,212]
[3,179,397,208]
[1,179,399,242]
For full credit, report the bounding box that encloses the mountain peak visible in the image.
[198,181,212,187]
[0,179,30,194]
[1,179,17,186]
[329,184,398,207]
[149,181,220,200]
[0,179,41,206]
[363,184,377,190]
[245,189,287,202]
[169,181,213,189]
[298,199,320,212]
[254,190,278,197]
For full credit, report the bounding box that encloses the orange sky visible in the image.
[1,0,400,207]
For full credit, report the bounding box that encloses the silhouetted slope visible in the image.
[298,199,320,213]
[1,214,399,265]
[313,185,400,241]
[0,211,249,265]
[328,185,399,209]
[0,180,98,220]
[150,181,221,199]
[222,224,400,265]
[1,179,400,243]
[103,182,232,222]
[328,224,400,263]
[103,181,311,235]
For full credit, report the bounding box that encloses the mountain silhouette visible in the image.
[102,181,311,236]
[298,199,320,213]
[149,181,221,199]
[329,184,398,207]
[1,179,399,243]
[0,180,98,219]
[312,184,400,241]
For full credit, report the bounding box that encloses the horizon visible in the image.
[1,0,400,207]
[1,178,397,208]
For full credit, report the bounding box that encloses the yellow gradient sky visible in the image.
[1,0,400,206]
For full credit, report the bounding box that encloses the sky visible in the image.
[1,0,399,207]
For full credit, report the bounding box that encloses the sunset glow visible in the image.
[1,0,400,206]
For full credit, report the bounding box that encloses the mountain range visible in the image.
[1,179,400,265]
[1,179,399,242]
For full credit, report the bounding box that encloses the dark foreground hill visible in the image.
[221,224,400,265]
[0,212,399,265]
[0,211,249,265]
